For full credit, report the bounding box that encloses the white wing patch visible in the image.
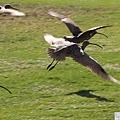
[44,34,75,48]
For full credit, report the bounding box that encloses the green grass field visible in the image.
[0,0,120,120]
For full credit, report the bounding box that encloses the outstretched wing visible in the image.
[72,49,120,84]
[44,34,75,48]
[88,25,112,31]
[48,10,82,36]
[44,34,67,48]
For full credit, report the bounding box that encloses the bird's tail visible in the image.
[47,48,66,61]
[47,48,56,59]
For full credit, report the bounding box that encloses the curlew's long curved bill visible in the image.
[10,6,19,10]
[0,85,12,94]
[97,32,108,38]
[89,42,103,49]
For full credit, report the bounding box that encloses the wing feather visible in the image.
[72,49,120,84]
[88,25,111,31]
[48,10,82,36]
[47,47,67,61]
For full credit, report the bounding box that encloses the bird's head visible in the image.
[89,30,108,38]
[4,4,19,10]
[89,30,97,36]
[82,40,103,50]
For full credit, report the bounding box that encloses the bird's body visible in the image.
[44,34,120,84]
[0,4,25,17]
[64,27,109,43]
[48,11,110,43]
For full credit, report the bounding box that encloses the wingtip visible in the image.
[103,25,113,29]
[107,75,120,84]
[44,34,54,45]
[106,25,113,27]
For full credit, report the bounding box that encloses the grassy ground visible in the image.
[0,0,120,120]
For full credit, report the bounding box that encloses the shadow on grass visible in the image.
[66,90,114,102]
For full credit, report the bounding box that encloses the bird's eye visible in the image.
[90,33,93,36]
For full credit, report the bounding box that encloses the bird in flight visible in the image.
[48,11,111,43]
[44,34,120,84]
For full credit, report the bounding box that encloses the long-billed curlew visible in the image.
[44,34,102,70]
[48,11,111,43]
[0,4,25,17]
[44,34,120,84]
[0,85,12,94]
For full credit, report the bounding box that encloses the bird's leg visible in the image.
[48,61,59,71]
[46,59,55,70]
[97,32,108,38]
[0,85,12,94]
